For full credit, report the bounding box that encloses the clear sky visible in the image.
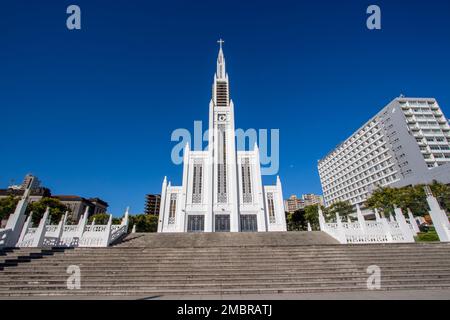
[1,0,450,216]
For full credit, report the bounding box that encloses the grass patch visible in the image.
[415,229,440,242]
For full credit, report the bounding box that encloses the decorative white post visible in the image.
[389,213,395,222]
[132,224,136,233]
[380,215,394,243]
[31,207,50,247]
[307,222,312,232]
[374,208,381,222]
[356,204,366,232]
[407,208,420,235]
[157,176,168,233]
[318,205,325,230]
[275,176,288,232]
[335,212,347,244]
[4,177,36,247]
[347,216,352,224]
[54,211,67,243]
[424,186,450,242]
[394,206,415,242]
[77,207,89,240]
[122,207,130,229]
[105,214,113,246]
[17,212,33,245]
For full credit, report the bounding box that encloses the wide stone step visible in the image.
[3,266,450,278]
[39,250,449,259]
[1,264,446,275]
[2,233,450,297]
[63,245,450,252]
[3,272,450,286]
[4,282,450,297]
[8,253,450,263]
[2,277,450,293]
[6,257,450,269]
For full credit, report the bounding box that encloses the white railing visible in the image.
[319,205,415,244]
[110,224,128,243]
[10,207,130,248]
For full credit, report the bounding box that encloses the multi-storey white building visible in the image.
[318,97,450,207]
[157,41,287,232]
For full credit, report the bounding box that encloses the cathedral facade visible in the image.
[157,42,287,232]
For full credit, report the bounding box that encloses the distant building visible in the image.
[284,195,304,213]
[53,195,109,222]
[284,194,324,213]
[318,97,450,208]
[0,187,51,203]
[302,194,324,207]
[1,174,109,223]
[145,194,161,215]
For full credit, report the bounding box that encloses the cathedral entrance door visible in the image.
[187,215,204,232]
[240,215,258,232]
[215,215,230,232]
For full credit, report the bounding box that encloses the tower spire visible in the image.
[216,38,226,79]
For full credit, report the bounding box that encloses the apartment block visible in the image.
[318,97,450,207]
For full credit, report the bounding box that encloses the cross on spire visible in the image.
[217,38,224,50]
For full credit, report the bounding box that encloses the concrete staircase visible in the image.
[1,232,450,297]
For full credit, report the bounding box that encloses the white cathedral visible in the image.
[157,41,287,233]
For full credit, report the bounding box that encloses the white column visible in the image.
[179,143,190,232]
[374,208,381,222]
[104,214,113,246]
[55,211,67,244]
[394,206,415,243]
[335,212,347,244]
[381,217,394,243]
[253,144,267,232]
[356,204,366,232]
[77,207,89,240]
[5,183,33,247]
[407,208,420,235]
[275,176,287,232]
[157,176,168,233]
[17,212,33,245]
[228,100,239,232]
[318,206,326,230]
[31,207,50,247]
[425,187,450,242]
[121,207,129,228]
[307,222,312,232]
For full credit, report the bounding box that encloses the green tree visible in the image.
[366,185,432,217]
[27,197,68,225]
[395,185,428,216]
[88,213,110,225]
[0,195,19,221]
[286,209,307,231]
[129,214,158,233]
[87,213,121,225]
[304,205,320,230]
[328,201,354,221]
[366,187,398,217]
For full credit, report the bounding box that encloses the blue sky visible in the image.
[1,0,450,215]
